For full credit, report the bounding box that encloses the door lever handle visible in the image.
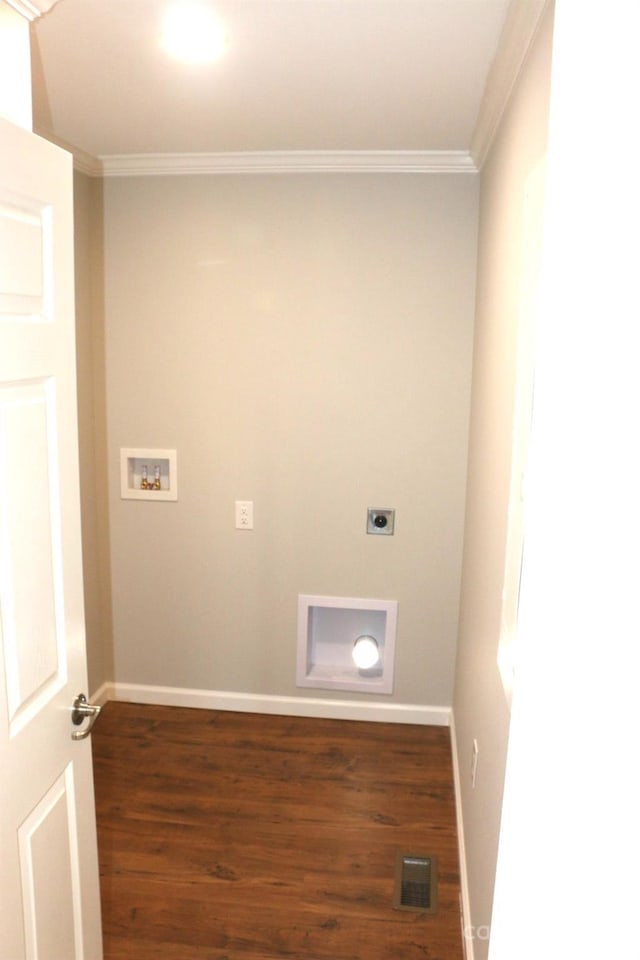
[71,693,101,741]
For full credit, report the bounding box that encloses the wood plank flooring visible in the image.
[92,702,463,960]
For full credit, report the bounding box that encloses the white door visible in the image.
[0,117,103,959]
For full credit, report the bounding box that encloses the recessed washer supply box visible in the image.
[297,594,397,694]
[120,448,177,501]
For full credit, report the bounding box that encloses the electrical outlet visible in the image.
[366,508,395,535]
[471,739,479,789]
[235,500,254,530]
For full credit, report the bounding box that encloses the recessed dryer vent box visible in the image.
[296,594,397,694]
[120,448,177,501]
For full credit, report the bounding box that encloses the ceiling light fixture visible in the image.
[162,3,227,64]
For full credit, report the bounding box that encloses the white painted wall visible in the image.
[99,172,478,708]
[489,1,640,955]
[452,6,554,957]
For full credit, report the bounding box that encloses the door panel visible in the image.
[0,194,50,319]
[18,766,80,960]
[0,116,102,959]
[0,378,64,733]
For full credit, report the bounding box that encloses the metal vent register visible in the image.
[393,854,438,914]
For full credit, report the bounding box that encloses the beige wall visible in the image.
[101,173,478,705]
[74,171,113,694]
[452,5,554,957]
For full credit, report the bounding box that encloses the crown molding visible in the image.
[31,135,478,179]
[33,128,104,176]
[70,149,103,178]
[5,0,59,20]
[98,150,477,178]
[470,0,553,169]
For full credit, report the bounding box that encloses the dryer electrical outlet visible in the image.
[367,508,395,535]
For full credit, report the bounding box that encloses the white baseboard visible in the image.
[90,681,112,707]
[90,681,451,726]
[450,711,474,960]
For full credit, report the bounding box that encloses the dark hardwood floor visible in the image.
[92,701,463,960]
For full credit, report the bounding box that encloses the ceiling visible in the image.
[31,0,513,163]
